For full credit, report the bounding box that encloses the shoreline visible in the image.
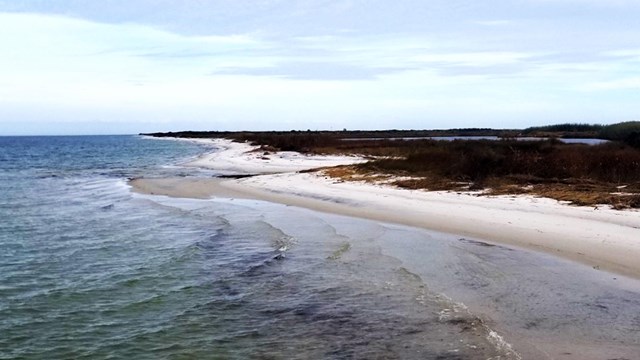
[134,138,640,279]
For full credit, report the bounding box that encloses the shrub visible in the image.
[358,139,640,184]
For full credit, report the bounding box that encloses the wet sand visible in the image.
[130,172,640,280]
[129,177,252,200]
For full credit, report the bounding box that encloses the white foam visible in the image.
[486,330,522,360]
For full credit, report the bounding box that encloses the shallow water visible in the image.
[1,135,638,359]
[377,224,640,358]
[127,196,513,359]
[0,136,508,359]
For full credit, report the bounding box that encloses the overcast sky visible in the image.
[1,0,639,135]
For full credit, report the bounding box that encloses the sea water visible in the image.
[1,135,639,359]
[0,136,500,359]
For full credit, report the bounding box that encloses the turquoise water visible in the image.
[2,135,639,359]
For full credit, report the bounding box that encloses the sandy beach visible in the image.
[131,138,640,279]
[127,137,640,359]
[182,137,366,174]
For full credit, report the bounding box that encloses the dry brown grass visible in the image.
[321,165,396,184]
[321,166,640,209]
[482,178,640,208]
[392,177,472,191]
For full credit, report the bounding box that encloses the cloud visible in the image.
[2,3,640,134]
[603,49,640,61]
[214,61,382,80]
[584,77,640,91]
[474,20,515,26]
[0,12,272,84]
[410,51,533,67]
[526,0,640,6]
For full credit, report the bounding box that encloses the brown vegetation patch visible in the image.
[321,165,396,184]
[322,165,640,209]
[392,177,472,191]
[247,145,279,153]
[315,139,640,209]
[347,140,640,208]
[480,178,640,208]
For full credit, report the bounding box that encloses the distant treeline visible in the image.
[598,121,640,148]
[142,121,640,150]
[523,123,604,134]
[524,121,640,148]
[142,128,510,141]
[142,129,513,152]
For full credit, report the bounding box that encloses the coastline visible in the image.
[133,138,640,279]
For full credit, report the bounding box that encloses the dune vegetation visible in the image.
[143,121,640,208]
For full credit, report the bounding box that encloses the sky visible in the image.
[0,1,639,135]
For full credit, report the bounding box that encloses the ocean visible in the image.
[1,135,639,359]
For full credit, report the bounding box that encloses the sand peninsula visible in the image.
[132,136,640,279]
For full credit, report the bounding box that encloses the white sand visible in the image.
[183,138,365,174]
[138,138,640,278]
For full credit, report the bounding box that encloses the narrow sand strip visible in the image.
[184,138,365,174]
[135,138,640,278]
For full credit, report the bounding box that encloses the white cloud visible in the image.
[0,13,280,103]
[583,77,640,91]
[410,51,535,67]
[474,20,515,26]
[603,49,640,61]
[1,4,640,134]
[525,0,640,6]
[0,12,268,79]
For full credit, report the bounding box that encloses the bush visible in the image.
[523,123,603,134]
[599,121,640,148]
[358,140,640,184]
